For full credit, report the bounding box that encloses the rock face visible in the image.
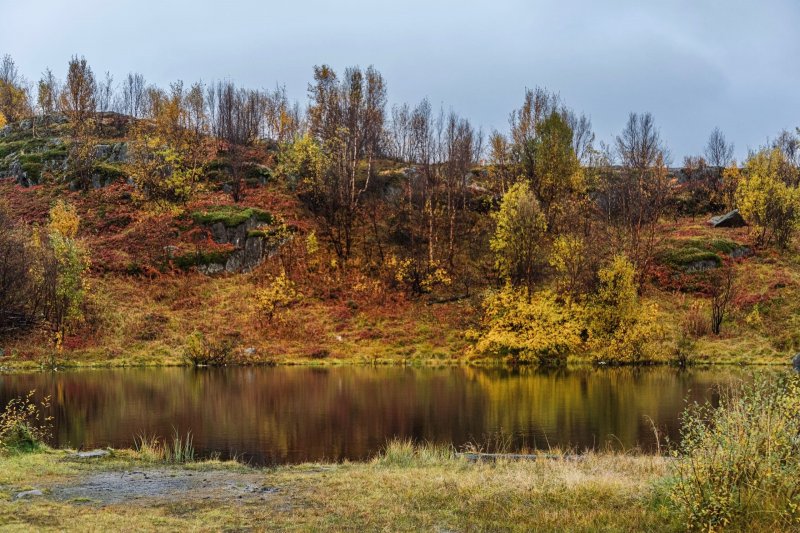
[209,216,263,249]
[93,142,129,163]
[793,353,800,371]
[710,209,746,228]
[222,236,266,273]
[198,215,283,274]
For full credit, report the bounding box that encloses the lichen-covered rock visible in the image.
[72,449,110,459]
[730,246,752,259]
[197,262,226,275]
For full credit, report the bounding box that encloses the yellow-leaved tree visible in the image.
[255,271,299,325]
[549,234,592,296]
[127,82,204,204]
[37,201,90,342]
[276,133,324,187]
[735,148,800,248]
[531,111,585,229]
[587,254,662,363]
[47,200,80,239]
[489,181,547,297]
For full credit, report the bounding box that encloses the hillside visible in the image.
[0,116,474,368]
[1,111,799,370]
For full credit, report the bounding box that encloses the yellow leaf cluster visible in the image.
[48,200,80,239]
[735,148,800,248]
[255,271,299,324]
[586,255,663,363]
[472,285,583,364]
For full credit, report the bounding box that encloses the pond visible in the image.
[0,366,755,465]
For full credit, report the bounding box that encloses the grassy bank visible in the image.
[0,444,674,532]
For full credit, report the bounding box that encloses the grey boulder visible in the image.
[709,209,746,228]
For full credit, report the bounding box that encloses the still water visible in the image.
[0,366,753,464]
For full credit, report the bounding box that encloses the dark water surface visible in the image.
[0,366,753,464]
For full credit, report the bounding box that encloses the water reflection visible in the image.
[0,366,754,464]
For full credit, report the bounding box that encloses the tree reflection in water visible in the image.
[0,366,752,464]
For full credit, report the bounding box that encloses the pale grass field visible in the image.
[0,443,678,532]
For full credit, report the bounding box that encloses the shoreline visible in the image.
[0,355,793,374]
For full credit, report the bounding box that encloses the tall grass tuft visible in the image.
[668,374,800,531]
[134,429,195,463]
[0,391,52,454]
[373,439,457,467]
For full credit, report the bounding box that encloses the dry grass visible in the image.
[0,270,473,369]
[0,443,675,532]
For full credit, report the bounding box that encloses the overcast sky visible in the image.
[2,0,798,160]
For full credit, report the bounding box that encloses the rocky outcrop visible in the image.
[5,157,28,186]
[0,116,127,188]
[208,216,264,249]
[93,142,129,163]
[14,490,44,500]
[730,246,753,259]
[793,353,800,371]
[710,210,746,228]
[0,114,68,139]
[221,236,269,273]
[195,213,285,274]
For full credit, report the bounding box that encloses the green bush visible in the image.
[668,374,800,531]
[20,162,43,181]
[245,164,271,182]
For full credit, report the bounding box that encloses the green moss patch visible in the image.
[191,206,273,227]
[659,247,721,269]
[0,138,48,159]
[92,162,127,181]
[685,238,740,255]
[173,250,233,269]
[658,237,746,270]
